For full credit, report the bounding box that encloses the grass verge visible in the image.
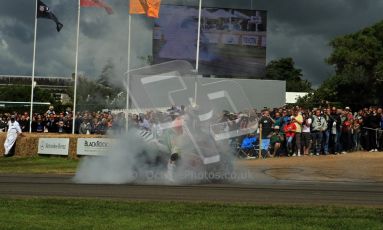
[0,198,382,230]
[0,156,78,174]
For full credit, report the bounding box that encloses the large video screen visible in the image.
[153,5,267,78]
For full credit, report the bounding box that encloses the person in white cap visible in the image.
[4,115,24,156]
[269,126,283,157]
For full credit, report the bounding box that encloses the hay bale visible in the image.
[0,133,104,158]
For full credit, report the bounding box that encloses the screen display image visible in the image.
[153,5,267,78]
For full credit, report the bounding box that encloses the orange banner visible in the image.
[129,0,161,18]
[146,0,161,18]
[129,0,146,15]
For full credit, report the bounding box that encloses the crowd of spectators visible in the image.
[1,104,382,158]
[0,106,126,135]
[125,104,383,158]
[230,106,383,158]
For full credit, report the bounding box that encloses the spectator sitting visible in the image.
[269,126,283,157]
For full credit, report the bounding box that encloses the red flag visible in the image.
[80,0,114,15]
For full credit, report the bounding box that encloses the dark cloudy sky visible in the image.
[0,0,382,86]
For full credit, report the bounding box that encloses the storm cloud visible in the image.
[0,0,382,86]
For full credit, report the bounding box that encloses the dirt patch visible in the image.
[238,152,383,183]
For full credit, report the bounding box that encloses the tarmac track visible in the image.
[1,174,383,207]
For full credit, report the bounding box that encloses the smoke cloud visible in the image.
[74,61,256,185]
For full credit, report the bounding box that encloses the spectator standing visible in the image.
[114,113,126,135]
[138,113,151,131]
[366,108,380,152]
[79,119,92,134]
[279,110,290,154]
[32,115,45,133]
[311,109,327,156]
[284,117,297,156]
[377,108,383,151]
[57,120,65,133]
[0,117,7,132]
[352,117,362,151]
[18,114,29,132]
[4,115,24,156]
[329,107,342,154]
[46,106,55,115]
[341,117,353,153]
[273,112,283,128]
[301,113,312,156]
[259,110,274,139]
[74,113,82,134]
[45,114,58,133]
[292,108,303,156]
[281,110,290,130]
[64,114,73,133]
[322,108,331,155]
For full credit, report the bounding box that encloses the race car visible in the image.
[131,119,234,184]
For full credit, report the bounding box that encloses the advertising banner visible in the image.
[77,138,114,156]
[242,35,259,46]
[38,138,69,155]
[221,34,240,45]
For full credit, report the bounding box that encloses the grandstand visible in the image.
[0,75,73,106]
[0,75,72,92]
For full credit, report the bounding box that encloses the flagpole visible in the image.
[72,0,81,134]
[29,0,38,133]
[194,0,202,105]
[126,13,132,133]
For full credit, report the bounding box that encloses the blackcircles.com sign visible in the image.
[38,138,69,155]
[77,138,114,156]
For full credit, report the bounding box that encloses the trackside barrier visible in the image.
[362,127,383,149]
[0,133,105,158]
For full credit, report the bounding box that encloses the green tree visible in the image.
[66,75,125,112]
[0,85,55,113]
[266,58,312,92]
[0,85,53,103]
[97,59,118,88]
[325,20,383,107]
